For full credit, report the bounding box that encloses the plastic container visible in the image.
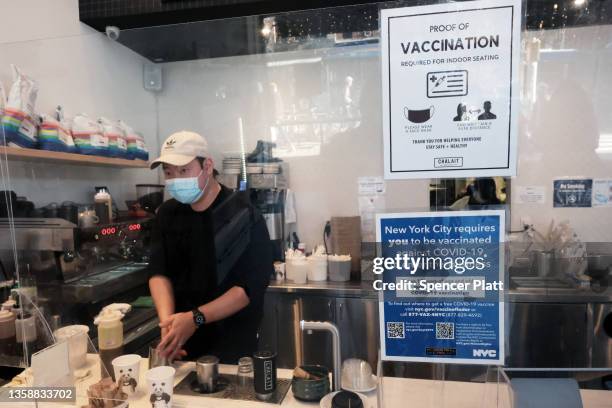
[94,189,113,224]
[97,311,124,380]
[328,255,351,282]
[15,311,37,365]
[307,255,328,281]
[0,309,16,356]
[136,184,164,214]
[286,258,308,284]
[54,325,89,370]
[95,304,131,380]
[236,357,254,396]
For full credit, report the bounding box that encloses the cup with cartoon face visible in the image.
[112,354,142,397]
[146,365,176,408]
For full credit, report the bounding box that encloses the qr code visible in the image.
[436,322,455,340]
[387,322,405,339]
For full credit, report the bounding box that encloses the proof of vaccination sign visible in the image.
[381,0,521,179]
[375,211,505,364]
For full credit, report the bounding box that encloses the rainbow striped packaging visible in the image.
[118,120,148,160]
[99,117,127,158]
[38,114,76,153]
[72,113,109,156]
[1,65,39,148]
[130,132,149,161]
[1,108,38,148]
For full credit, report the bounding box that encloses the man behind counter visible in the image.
[147,131,273,363]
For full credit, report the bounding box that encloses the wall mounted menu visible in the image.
[381,0,521,179]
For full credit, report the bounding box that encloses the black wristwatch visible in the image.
[192,309,206,328]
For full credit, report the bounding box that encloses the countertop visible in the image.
[1,356,610,408]
[268,280,612,303]
[268,280,378,298]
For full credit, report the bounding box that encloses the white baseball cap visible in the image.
[150,131,209,169]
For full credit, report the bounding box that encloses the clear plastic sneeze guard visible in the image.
[0,0,610,407]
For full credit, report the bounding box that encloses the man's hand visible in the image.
[157,311,197,359]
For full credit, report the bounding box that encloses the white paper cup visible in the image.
[54,325,89,370]
[273,262,285,281]
[112,354,142,396]
[146,365,176,408]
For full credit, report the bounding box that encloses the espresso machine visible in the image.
[0,216,159,355]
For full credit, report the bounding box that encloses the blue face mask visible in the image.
[165,170,209,204]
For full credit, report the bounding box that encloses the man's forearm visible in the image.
[149,275,175,321]
[197,286,250,324]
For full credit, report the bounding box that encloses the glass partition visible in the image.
[0,0,609,403]
[121,0,610,387]
[0,29,161,395]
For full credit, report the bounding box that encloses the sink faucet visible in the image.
[300,320,342,391]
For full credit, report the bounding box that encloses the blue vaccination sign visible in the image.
[375,210,505,364]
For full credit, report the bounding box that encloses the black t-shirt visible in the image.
[147,185,273,362]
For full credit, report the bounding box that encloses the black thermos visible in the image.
[253,350,277,400]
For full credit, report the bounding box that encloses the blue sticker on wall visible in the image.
[553,179,592,208]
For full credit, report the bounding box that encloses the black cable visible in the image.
[323,220,331,254]
[0,259,7,281]
[323,227,328,255]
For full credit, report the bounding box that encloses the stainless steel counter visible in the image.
[268,280,612,303]
[268,280,378,298]
[264,279,612,375]
[507,288,612,303]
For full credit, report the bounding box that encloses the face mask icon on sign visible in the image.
[404,106,435,123]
